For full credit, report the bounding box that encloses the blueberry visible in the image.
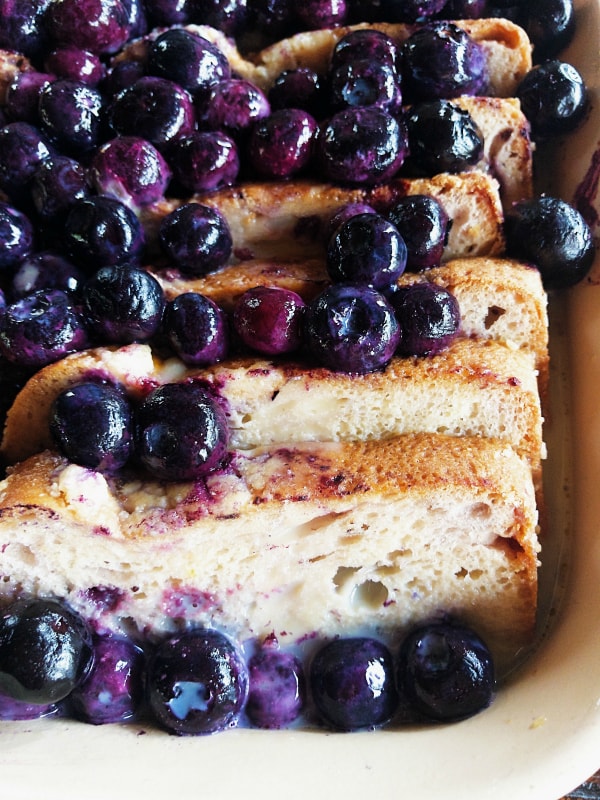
[163,292,229,366]
[406,100,484,175]
[0,203,34,271]
[70,633,144,724]
[233,286,306,355]
[147,29,230,97]
[146,629,248,735]
[377,0,446,21]
[328,60,402,114]
[45,0,131,55]
[64,196,145,271]
[397,620,495,722]
[268,69,325,117]
[5,71,53,124]
[0,289,89,368]
[144,0,194,24]
[296,0,347,28]
[305,284,401,373]
[524,0,575,62]
[30,155,91,223]
[103,60,145,98]
[390,283,461,356]
[439,0,486,17]
[504,196,595,289]
[0,0,52,59]
[310,637,398,731]
[200,79,271,136]
[82,264,165,344]
[0,122,53,203]
[247,0,295,40]
[246,647,305,729]
[327,212,407,289]
[317,107,408,186]
[192,0,249,36]
[247,108,317,179]
[401,22,488,101]
[135,382,229,481]
[516,60,588,138]
[326,202,377,240]
[0,599,94,705]
[167,131,240,193]
[50,381,133,471]
[10,252,85,299]
[45,47,107,87]
[387,194,450,271]
[330,29,399,70]
[38,79,104,156]
[159,203,232,276]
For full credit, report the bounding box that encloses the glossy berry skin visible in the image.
[69,634,144,724]
[10,252,85,299]
[329,61,402,114]
[90,136,172,209]
[310,637,398,731]
[64,196,145,272]
[377,0,446,21]
[49,381,133,471]
[233,286,306,355]
[326,202,377,240]
[0,599,94,705]
[5,71,53,124]
[163,292,229,366]
[330,29,399,70]
[387,195,450,271]
[268,69,325,118]
[504,197,595,289]
[0,289,89,368]
[82,265,165,344]
[192,0,249,36]
[38,79,103,156]
[44,0,131,55]
[401,22,488,101]
[406,100,484,175]
[440,0,486,17]
[391,283,461,356]
[135,382,229,481]
[147,629,248,735]
[30,156,91,222]
[0,0,53,59]
[45,47,106,87]
[516,60,588,139]
[296,0,347,29]
[317,107,408,186]
[0,122,53,203]
[0,203,34,271]
[524,0,575,62]
[147,29,230,97]
[246,647,305,729]
[397,620,495,722]
[248,109,317,179]
[145,0,194,24]
[306,284,401,374]
[159,203,232,276]
[167,131,239,193]
[327,212,407,290]
[201,79,270,136]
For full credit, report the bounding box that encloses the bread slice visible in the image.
[0,433,540,673]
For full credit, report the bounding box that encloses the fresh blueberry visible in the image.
[247,108,318,179]
[406,100,484,175]
[233,286,306,355]
[397,620,495,721]
[10,252,85,299]
[0,599,94,705]
[30,155,91,222]
[390,283,461,356]
[167,131,240,193]
[387,194,450,271]
[159,203,232,276]
[305,284,401,373]
[147,629,248,735]
[310,637,398,731]
[147,28,230,98]
[44,0,131,55]
[0,122,53,203]
[163,292,229,366]
[50,381,133,471]
[516,60,588,138]
[135,382,229,481]
[246,647,305,729]
[0,203,34,271]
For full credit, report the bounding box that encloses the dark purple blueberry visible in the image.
[330,29,399,70]
[147,629,248,735]
[233,286,306,355]
[328,60,402,114]
[144,0,194,24]
[122,0,148,37]
[191,0,249,35]
[108,76,195,150]
[135,382,229,481]
[30,155,91,222]
[0,289,89,367]
[44,47,106,87]
[310,637,398,731]
[0,203,34,271]
[516,60,588,139]
[102,60,145,97]
[306,283,400,373]
[70,633,144,724]
[201,79,270,136]
[390,282,460,356]
[268,69,325,118]
[326,202,377,239]
[504,196,595,289]
[246,647,305,729]
[63,196,145,272]
[82,265,165,344]
[167,131,239,193]
[0,599,94,705]
[247,108,317,179]
[147,29,230,98]
[295,0,347,28]
[38,79,104,156]
[0,0,53,59]
[0,693,58,721]
[401,21,488,101]
[247,0,295,40]
[90,136,172,209]
[438,0,486,17]
[387,195,450,271]
[0,122,53,202]
[5,71,54,124]
[524,0,575,62]
[406,100,484,175]
[378,0,446,21]
[159,203,232,276]
[163,292,229,366]
[49,381,133,471]
[317,107,408,186]
[397,620,495,721]
[327,212,407,289]
[45,0,131,55]
[10,252,85,299]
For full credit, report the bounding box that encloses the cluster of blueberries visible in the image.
[0,596,494,734]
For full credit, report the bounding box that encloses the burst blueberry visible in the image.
[246,647,305,729]
[248,108,317,179]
